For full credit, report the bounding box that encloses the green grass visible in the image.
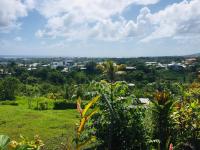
[0,97,78,149]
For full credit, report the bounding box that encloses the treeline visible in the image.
[0,58,199,101]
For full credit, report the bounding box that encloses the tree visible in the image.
[0,80,5,100]
[85,61,98,74]
[0,77,20,100]
[48,70,65,84]
[102,61,118,82]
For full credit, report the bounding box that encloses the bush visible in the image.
[33,97,53,110]
[36,101,48,110]
[0,101,18,106]
[53,100,76,110]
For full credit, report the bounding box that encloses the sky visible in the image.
[0,0,200,57]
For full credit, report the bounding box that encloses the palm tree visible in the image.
[97,61,118,150]
[103,61,117,82]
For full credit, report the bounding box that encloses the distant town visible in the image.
[0,56,198,76]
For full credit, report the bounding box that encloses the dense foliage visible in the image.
[0,58,200,150]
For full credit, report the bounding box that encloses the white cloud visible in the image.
[25,0,36,10]
[35,0,159,40]
[37,0,200,42]
[37,0,159,19]
[1,0,199,43]
[0,0,35,32]
[142,0,200,42]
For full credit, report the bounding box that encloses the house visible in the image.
[80,67,87,70]
[128,83,135,87]
[157,63,167,69]
[51,62,64,69]
[42,64,50,67]
[64,59,74,66]
[17,63,25,67]
[139,98,150,105]
[29,63,39,68]
[126,66,136,71]
[27,68,37,71]
[184,58,197,65]
[145,62,157,66]
[167,63,186,71]
[61,67,69,73]
[116,71,126,75]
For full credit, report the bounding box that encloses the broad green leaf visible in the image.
[87,108,99,120]
[78,109,98,134]
[0,135,10,150]
[82,95,100,117]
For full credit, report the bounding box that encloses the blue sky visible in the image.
[0,0,199,57]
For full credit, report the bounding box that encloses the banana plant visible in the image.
[76,95,100,150]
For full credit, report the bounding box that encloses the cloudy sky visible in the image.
[0,0,200,57]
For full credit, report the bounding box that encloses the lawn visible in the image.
[0,97,78,149]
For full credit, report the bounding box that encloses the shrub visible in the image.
[0,101,18,106]
[36,101,48,110]
[33,97,53,110]
[53,100,76,110]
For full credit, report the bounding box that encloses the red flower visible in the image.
[169,143,173,150]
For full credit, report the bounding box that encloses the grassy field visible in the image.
[0,97,78,149]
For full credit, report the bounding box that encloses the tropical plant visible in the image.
[75,95,100,150]
[171,83,200,149]
[151,91,175,150]
[0,135,44,150]
[88,81,148,150]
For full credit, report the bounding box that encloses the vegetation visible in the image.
[0,97,78,150]
[0,57,200,149]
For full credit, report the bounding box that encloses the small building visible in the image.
[185,58,197,65]
[64,59,74,66]
[139,98,150,105]
[156,63,167,69]
[126,66,136,71]
[80,67,87,70]
[51,62,64,69]
[128,83,135,87]
[42,64,50,67]
[116,71,126,75]
[145,62,157,66]
[61,67,69,73]
[29,63,39,68]
[17,63,25,67]
[167,63,186,71]
[27,68,37,71]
